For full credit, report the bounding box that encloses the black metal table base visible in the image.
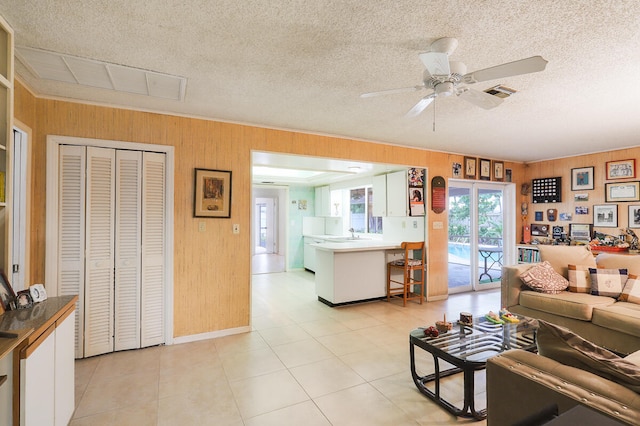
[410,342,487,420]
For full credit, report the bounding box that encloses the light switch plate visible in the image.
[198,222,206,232]
[233,224,240,234]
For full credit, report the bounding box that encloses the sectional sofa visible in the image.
[501,245,640,355]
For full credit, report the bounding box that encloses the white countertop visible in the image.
[312,239,402,252]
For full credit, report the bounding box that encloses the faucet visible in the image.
[348,227,355,238]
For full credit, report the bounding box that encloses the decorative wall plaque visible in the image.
[532,177,562,203]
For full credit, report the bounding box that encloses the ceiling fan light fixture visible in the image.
[435,81,454,97]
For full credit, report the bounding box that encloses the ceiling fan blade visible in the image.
[405,94,436,117]
[458,88,504,109]
[419,52,450,76]
[360,85,425,98]
[462,56,548,84]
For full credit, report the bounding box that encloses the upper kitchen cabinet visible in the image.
[374,170,408,217]
[315,186,330,217]
[372,174,387,217]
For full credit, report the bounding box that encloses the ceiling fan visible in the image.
[361,37,548,117]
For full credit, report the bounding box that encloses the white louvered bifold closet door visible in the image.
[141,152,166,347]
[84,147,116,357]
[114,150,142,351]
[58,145,87,359]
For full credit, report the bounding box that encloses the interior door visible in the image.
[255,197,276,254]
[114,150,142,351]
[11,128,27,290]
[84,147,116,357]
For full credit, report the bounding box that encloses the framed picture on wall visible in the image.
[606,159,636,180]
[605,181,640,202]
[479,158,491,180]
[571,166,594,191]
[194,168,232,218]
[493,161,504,181]
[593,204,618,227]
[464,157,477,179]
[629,205,640,229]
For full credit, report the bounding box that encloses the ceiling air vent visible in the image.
[15,46,187,101]
[484,85,517,98]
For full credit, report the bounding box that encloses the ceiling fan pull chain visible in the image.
[433,99,436,132]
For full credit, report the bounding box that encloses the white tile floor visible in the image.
[71,270,500,425]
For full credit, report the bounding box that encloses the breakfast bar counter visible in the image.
[313,240,402,306]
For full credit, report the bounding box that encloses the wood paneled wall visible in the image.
[14,80,525,338]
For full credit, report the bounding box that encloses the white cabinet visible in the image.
[372,174,387,217]
[386,170,408,216]
[304,237,317,272]
[314,186,331,217]
[20,309,75,426]
[373,171,408,217]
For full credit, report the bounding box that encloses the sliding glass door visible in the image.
[448,180,514,293]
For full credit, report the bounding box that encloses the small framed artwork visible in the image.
[559,212,572,221]
[605,181,640,202]
[571,166,594,191]
[452,162,462,178]
[479,158,491,181]
[534,211,543,221]
[464,157,477,179]
[0,270,15,311]
[505,168,512,182]
[606,159,636,180]
[574,193,589,202]
[493,161,504,182]
[629,205,640,229]
[15,290,33,310]
[593,204,618,227]
[194,169,232,218]
[575,206,589,215]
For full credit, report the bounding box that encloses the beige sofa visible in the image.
[487,348,640,425]
[502,245,640,355]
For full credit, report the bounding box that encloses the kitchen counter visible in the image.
[314,241,405,306]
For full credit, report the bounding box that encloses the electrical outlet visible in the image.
[233,224,240,234]
[198,222,206,232]
[413,220,418,229]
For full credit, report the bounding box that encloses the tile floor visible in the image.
[71,270,501,425]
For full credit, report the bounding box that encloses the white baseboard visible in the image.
[172,326,252,345]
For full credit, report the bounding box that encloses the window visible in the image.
[349,186,382,234]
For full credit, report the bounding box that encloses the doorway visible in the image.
[252,186,286,274]
[448,180,514,293]
[11,124,29,291]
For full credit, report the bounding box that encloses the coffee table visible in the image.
[409,317,537,420]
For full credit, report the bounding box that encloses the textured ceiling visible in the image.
[3,1,640,163]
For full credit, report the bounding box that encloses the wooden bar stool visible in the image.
[386,241,425,306]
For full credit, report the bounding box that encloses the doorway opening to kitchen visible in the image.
[448,180,515,294]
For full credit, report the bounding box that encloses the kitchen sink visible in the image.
[325,236,370,242]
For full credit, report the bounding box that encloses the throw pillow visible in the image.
[538,245,596,278]
[589,267,628,298]
[619,274,640,304]
[520,261,569,294]
[536,320,640,392]
[567,264,592,293]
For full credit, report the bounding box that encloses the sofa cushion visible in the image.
[538,245,596,278]
[536,320,640,393]
[520,261,569,294]
[519,290,615,320]
[619,274,640,304]
[592,302,640,338]
[589,267,628,298]
[567,264,592,293]
[597,252,640,276]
